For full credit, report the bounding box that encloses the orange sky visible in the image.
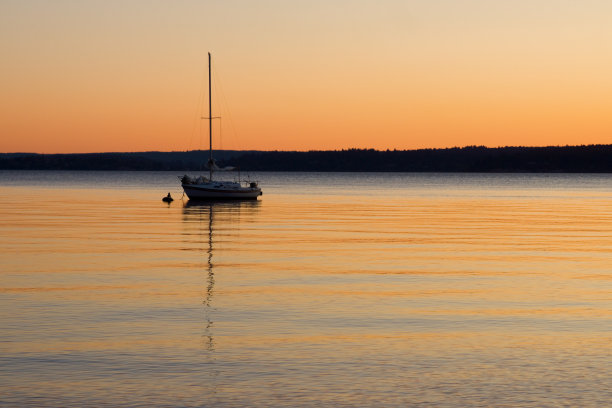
[1,0,611,153]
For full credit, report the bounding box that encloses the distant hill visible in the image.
[0,150,252,171]
[1,145,612,172]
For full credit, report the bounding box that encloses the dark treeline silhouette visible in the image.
[235,145,612,172]
[0,150,249,171]
[1,145,612,172]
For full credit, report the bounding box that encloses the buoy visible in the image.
[162,193,174,203]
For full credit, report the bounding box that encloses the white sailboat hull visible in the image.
[182,183,262,200]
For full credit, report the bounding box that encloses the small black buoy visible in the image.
[162,193,174,203]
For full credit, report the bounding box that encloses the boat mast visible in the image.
[208,52,213,181]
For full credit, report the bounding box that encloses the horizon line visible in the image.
[2,143,611,155]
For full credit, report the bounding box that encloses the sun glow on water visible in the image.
[1,171,611,406]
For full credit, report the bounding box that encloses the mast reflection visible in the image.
[182,200,261,351]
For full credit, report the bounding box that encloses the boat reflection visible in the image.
[182,200,261,351]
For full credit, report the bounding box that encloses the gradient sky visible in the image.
[1,0,611,153]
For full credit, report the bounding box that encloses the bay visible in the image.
[1,171,611,407]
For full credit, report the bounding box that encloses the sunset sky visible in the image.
[1,0,611,153]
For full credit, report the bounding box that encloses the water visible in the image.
[1,171,611,407]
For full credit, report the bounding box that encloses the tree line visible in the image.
[1,145,611,172]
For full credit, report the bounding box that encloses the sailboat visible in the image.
[181,53,262,200]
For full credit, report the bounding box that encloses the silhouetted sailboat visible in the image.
[181,53,262,200]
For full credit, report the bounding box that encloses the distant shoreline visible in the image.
[1,145,612,173]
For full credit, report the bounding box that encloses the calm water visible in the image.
[1,171,611,407]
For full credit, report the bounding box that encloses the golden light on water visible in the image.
[1,172,611,405]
